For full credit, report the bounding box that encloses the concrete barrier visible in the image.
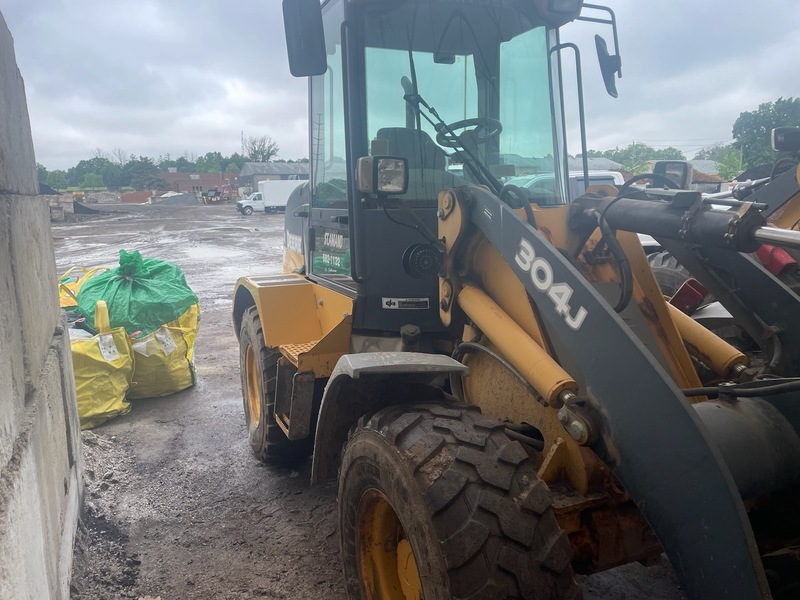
[0,10,83,600]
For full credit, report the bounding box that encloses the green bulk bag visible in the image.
[76,249,198,337]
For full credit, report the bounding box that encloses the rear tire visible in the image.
[338,402,581,600]
[239,306,311,464]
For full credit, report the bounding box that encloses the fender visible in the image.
[310,352,468,483]
[232,274,353,353]
[232,273,310,341]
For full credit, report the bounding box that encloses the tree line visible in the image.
[583,97,800,181]
[37,135,309,191]
[39,98,799,191]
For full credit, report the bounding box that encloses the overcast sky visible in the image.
[2,0,799,170]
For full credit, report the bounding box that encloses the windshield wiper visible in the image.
[400,76,502,194]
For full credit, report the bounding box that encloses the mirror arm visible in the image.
[578,3,621,76]
[549,43,589,191]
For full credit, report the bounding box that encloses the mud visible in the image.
[54,204,684,599]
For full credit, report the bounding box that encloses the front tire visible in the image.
[243,206,253,215]
[338,403,581,600]
[239,306,311,464]
[648,251,691,297]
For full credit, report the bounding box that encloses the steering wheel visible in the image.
[617,172,680,195]
[436,118,503,148]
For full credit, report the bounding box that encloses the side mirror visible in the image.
[595,35,622,98]
[282,0,327,77]
[653,160,694,190]
[772,127,800,153]
[356,156,408,196]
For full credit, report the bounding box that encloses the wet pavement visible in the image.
[56,203,685,599]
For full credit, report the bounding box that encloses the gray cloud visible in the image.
[564,0,800,156]
[3,0,799,169]
[3,0,306,168]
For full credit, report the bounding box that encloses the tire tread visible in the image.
[344,402,582,600]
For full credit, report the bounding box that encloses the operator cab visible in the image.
[284,0,620,335]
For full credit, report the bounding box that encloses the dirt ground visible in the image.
[54,203,685,600]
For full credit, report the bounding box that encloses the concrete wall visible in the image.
[0,11,83,600]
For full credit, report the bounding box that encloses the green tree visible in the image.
[99,162,123,189]
[68,157,117,187]
[195,151,224,173]
[717,150,743,181]
[583,142,685,173]
[655,147,685,160]
[225,162,240,173]
[36,162,48,184]
[157,153,177,171]
[81,173,104,190]
[223,152,247,171]
[122,156,159,189]
[243,135,279,162]
[694,143,731,162]
[142,177,171,191]
[694,142,742,180]
[732,97,800,169]
[46,170,68,190]
[175,155,197,173]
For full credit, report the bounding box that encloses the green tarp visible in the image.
[77,250,198,337]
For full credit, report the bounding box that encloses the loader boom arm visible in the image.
[438,185,771,599]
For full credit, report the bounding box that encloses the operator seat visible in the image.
[375,127,448,171]
[375,127,463,202]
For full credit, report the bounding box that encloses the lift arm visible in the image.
[438,185,771,600]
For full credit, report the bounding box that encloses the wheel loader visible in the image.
[232,1,800,598]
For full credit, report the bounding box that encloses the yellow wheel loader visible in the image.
[233,1,800,598]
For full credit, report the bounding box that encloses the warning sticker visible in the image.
[381,297,430,310]
[155,327,178,355]
[98,334,121,362]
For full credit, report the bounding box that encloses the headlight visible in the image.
[356,156,408,196]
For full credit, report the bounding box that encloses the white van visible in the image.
[236,192,264,215]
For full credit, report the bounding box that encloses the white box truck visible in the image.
[235,180,304,216]
[257,180,303,213]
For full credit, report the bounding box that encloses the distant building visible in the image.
[689,160,720,177]
[239,162,309,189]
[157,171,238,195]
[121,190,153,203]
[568,157,625,171]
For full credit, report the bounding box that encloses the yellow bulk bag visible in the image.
[71,301,134,429]
[58,266,109,309]
[127,304,200,399]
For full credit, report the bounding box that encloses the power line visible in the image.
[630,138,734,142]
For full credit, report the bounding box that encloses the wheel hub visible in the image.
[244,344,261,425]
[357,489,422,600]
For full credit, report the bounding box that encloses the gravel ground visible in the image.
[54,203,685,599]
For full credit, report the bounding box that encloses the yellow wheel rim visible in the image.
[244,344,261,426]
[357,490,422,600]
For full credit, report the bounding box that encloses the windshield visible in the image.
[359,0,564,204]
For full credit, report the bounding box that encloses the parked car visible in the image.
[505,170,625,202]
